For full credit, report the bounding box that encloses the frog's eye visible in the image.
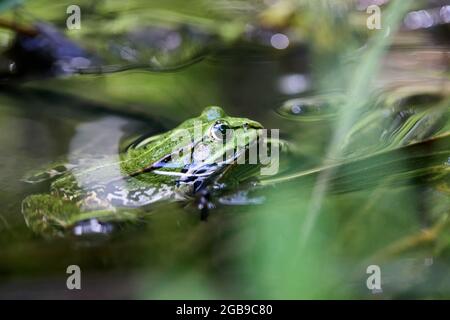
[210,121,233,141]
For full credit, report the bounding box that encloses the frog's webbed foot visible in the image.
[195,189,215,221]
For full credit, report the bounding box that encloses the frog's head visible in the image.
[185,106,264,167]
[123,106,264,181]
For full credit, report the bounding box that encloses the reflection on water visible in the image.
[69,116,130,156]
[45,116,129,238]
[404,5,450,30]
[73,218,114,237]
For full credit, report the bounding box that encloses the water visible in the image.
[0,0,449,299]
[0,79,272,299]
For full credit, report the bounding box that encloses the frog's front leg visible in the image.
[195,188,215,221]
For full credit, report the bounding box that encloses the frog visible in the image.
[21,106,265,237]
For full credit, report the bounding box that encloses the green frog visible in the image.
[21,106,265,237]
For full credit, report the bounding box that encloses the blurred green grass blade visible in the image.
[301,0,412,243]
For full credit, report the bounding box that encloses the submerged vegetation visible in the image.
[0,0,449,299]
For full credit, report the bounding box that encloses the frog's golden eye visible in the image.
[210,121,233,141]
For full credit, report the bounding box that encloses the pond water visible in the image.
[0,0,449,299]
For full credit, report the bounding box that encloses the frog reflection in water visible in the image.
[22,106,266,237]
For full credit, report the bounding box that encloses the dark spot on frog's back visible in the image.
[193,180,204,193]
